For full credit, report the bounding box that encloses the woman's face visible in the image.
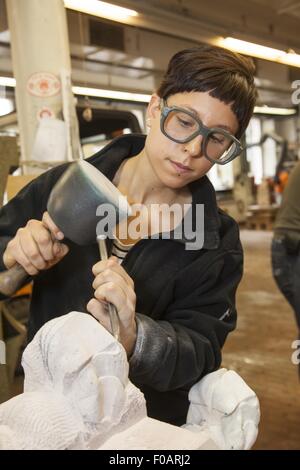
[145,91,239,189]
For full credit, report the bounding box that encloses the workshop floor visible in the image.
[222,229,300,450]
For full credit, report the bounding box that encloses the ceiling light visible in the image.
[0,78,151,103]
[0,77,16,87]
[218,37,300,68]
[254,106,297,115]
[64,0,138,21]
[0,98,14,116]
[72,86,151,102]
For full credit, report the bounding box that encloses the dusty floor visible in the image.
[222,230,300,450]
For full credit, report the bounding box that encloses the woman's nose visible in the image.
[183,134,203,157]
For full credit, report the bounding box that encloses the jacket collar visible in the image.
[88,134,220,250]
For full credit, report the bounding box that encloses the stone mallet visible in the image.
[0,161,132,340]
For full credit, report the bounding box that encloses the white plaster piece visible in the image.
[183,368,260,450]
[99,417,218,450]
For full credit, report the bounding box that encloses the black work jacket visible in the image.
[0,134,243,425]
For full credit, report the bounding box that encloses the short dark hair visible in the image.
[157,44,257,138]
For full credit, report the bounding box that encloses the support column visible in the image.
[6,0,81,174]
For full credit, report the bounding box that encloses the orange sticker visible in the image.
[27,72,61,97]
[37,107,55,120]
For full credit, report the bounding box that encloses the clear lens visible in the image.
[162,108,240,163]
[206,131,237,162]
[164,110,199,142]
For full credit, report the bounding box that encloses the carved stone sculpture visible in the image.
[0,312,260,450]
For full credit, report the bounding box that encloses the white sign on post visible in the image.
[31,118,67,163]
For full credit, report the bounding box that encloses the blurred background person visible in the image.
[271,160,300,377]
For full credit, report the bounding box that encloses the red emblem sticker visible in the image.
[27,72,61,97]
[37,107,55,120]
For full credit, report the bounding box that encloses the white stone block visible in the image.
[99,417,218,450]
[0,313,260,450]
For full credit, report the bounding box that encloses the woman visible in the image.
[0,45,257,424]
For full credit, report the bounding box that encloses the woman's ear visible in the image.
[147,94,161,121]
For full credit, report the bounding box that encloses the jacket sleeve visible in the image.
[0,164,69,272]
[129,247,243,392]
